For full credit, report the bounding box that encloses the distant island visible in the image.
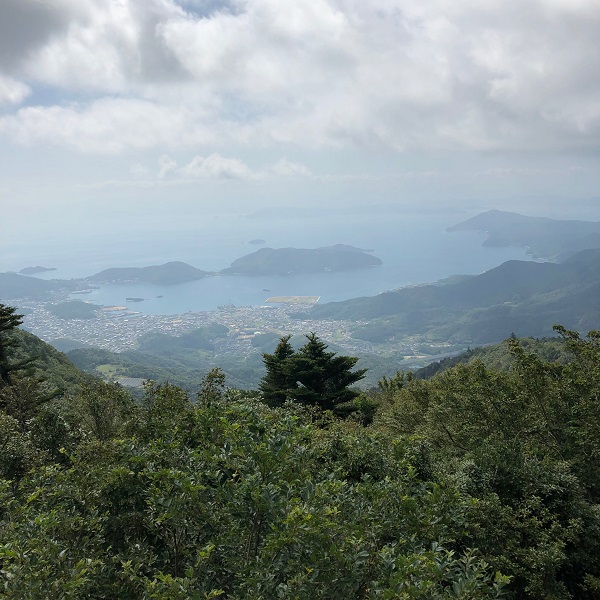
[221,244,382,276]
[88,261,212,285]
[19,266,57,275]
[448,210,600,260]
[249,239,266,245]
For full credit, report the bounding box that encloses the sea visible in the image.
[2,210,532,316]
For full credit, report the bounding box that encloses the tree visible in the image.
[0,304,25,386]
[293,333,367,411]
[260,333,366,412]
[259,335,298,406]
[198,367,226,406]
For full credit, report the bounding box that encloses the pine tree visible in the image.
[260,333,367,412]
[259,335,298,406]
[0,304,25,386]
[293,333,366,411]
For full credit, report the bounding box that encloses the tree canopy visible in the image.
[1,316,599,599]
[0,304,25,385]
[259,333,367,412]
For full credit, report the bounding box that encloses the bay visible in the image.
[3,211,531,315]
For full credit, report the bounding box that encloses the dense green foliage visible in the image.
[414,336,571,379]
[375,326,600,599]
[0,304,25,385]
[0,384,506,598]
[1,310,599,599]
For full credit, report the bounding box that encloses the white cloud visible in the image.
[0,76,30,106]
[157,154,312,181]
[181,153,256,180]
[268,158,312,177]
[0,98,214,153]
[158,154,177,178]
[130,162,150,178]
[0,0,597,155]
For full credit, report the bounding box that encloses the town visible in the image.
[17,295,377,357]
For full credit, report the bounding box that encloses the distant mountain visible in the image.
[310,248,600,344]
[88,261,212,285]
[221,245,382,276]
[448,209,600,259]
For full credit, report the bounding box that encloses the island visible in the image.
[19,266,57,275]
[448,210,600,260]
[249,239,266,245]
[220,244,382,276]
[87,261,212,285]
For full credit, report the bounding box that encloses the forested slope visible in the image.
[1,303,599,598]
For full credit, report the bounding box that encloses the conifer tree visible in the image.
[259,335,297,406]
[0,304,25,386]
[260,333,366,412]
[293,333,366,411]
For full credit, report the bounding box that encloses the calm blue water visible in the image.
[3,211,531,315]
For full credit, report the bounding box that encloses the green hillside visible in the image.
[11,328,96,392]
[67,333,402,392]
[2,311,599,598]
[414,336,571,378]
[311,248,600,345]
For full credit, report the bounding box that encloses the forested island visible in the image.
[77,245,383,286]
[221,244,382,275]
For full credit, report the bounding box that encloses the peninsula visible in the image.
[448,210,600,260]
[19,266,57,275]
[88,261,212,285]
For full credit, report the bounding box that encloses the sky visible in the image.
[1,0,599,245]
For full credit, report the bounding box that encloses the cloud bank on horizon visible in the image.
[0,0,598,198]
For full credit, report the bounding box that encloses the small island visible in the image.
[221,244,382,276]
[249,239,266,245]
[20,266,57,275]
